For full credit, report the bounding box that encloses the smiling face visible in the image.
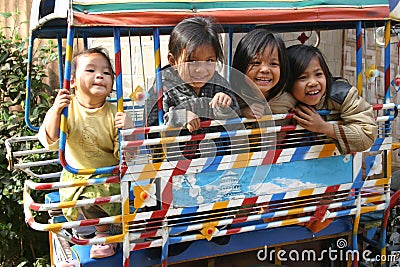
[170,44,217,93]
[292,57,326,106]
[71,52,113,108]
[245,46,280,99]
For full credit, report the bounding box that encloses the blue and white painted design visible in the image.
[172,155,353,207]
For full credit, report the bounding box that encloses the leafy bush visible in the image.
[0,10,58,266]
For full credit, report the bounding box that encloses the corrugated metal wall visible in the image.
[0,0,32,39]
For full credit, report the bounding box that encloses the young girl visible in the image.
[146,16,239,130]
[231,29,296,150]
[39,47,133,259]
[146,16,239,159]
[231,29,296,118]
[287,44,378,154]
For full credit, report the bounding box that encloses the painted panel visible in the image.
[172,154,353,207]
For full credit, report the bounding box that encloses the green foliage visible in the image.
[0,10,58,266]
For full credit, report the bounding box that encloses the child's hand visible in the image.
[186,110,200,133]
[293,104,335,138]
[53,89,71,114]
[115,112,134,129]
[243,103,264,119]
[209,92,232,108]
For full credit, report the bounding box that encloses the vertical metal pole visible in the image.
[379,21,392,267]
[384,21,392,137]
[57,34,64,90]
[227,26,233,81]
[83,32,88,50]
[356,21,363,96]
[384,21,391,104]
[153,27,163,126]
[114,27,130,267]
[114,28,123,114]
[59,24,74,168]
[25,35,39,131]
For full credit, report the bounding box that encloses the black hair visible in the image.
[231,29,290,100]
[287,44,332,100]
[168,16,224,63]
[71,47,115,83]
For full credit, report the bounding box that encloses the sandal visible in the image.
[90,234,118,259]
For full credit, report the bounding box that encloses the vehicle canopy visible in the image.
[30,0,400,38]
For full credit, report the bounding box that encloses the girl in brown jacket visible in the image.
[287,44,378,154]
